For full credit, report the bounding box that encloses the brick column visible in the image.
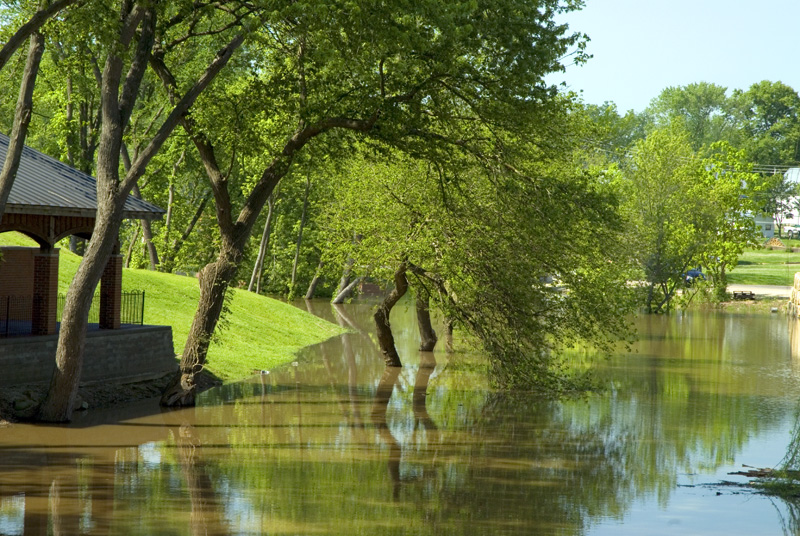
[32,249,59,335]
[99,254,122,329]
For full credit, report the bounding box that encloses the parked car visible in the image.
[684,268,705,286]
[787,226,800,239]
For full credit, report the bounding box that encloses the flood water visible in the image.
[3,302,800,535]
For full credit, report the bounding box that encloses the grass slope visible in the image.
[728,247,800,286]
[2,233,345,380]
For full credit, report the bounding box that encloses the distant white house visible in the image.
[753,167,800,238]
[754,213,775,238]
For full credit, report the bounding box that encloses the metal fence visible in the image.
[57,290,146,325]
[0,290,146,338]
[0,296,33,337]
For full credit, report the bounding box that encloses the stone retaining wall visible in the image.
[0,325,176,387]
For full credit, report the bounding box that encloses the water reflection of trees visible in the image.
[1,307,796,534]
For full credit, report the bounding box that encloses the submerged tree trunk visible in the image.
[331,276,362,304]
[0,30,44,220]
[335,258,354,298]
[161,251,239,407]
[248,193,274,293]
[415,293,437,351]
[305,260,323,299]
[374,263,408,367]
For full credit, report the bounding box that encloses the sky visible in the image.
[545,0,800,113]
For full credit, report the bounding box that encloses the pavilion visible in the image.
[0,134,177,386]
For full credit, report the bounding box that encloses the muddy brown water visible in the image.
[3,302,800,535]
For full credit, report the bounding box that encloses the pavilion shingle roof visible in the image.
[0,133,164,220]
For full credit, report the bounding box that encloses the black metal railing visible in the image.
[0,295,33,337]
[56,290,145,325]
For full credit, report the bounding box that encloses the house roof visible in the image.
[0,133,165,220]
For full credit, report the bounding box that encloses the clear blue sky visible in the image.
[545,0,800,113]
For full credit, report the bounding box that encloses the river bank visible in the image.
[0,371,221,425]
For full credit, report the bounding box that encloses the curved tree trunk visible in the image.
[38,199,127,421]
[331,275,362,304]
[0,30,44,220]
[415,294,437,351]
[373,262,408,367]
[161,251,239,407]
[38,15,243,422]
[305,260,323,299]
[335,257,354,299]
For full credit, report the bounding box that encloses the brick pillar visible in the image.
[100,254,122,329]
[32,249,59,335]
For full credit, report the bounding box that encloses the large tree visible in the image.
[732,80,800,166]
[617,125,760,312]
[645,82,739,151]
[318,136,635,390]
[152,0,592,405]
[35,0,250,421]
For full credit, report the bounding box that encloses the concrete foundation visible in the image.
[0,325,177,387]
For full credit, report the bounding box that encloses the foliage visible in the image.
[318,134,636,392]
[645,82,740,150]
[616,125,761,312]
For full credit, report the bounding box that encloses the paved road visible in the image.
[728,284,792,298]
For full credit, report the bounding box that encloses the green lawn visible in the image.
[1,233,345,380]
[727,246,800,286]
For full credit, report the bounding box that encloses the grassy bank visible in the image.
[727,244,800,286]
[2,233,345,381]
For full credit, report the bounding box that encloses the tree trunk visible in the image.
[38,199,127,421]
[161,191,211,272]
[305,261,324,299]
[133,185,159,269]
[161,252,239,407]
[248,193,274,292]
[124,223,140,268]
[374,263,408,367]
[164,150,185,244]
[290,174,311,293]
[0,30,44,220]
[335,258,354,298]
[122,145,159,270]
[415,293,437,351]
[37,14,244,422]
[331,276,362,304]
[0,0,77,73]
